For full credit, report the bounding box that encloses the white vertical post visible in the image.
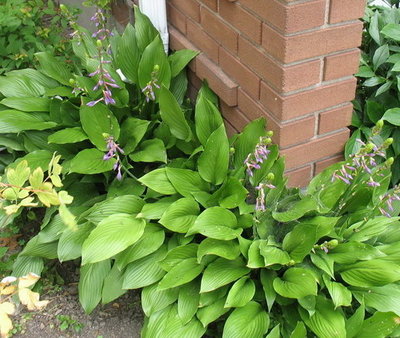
[138,0,169,53]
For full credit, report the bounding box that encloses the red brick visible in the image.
[199,0,217,11]
[169,27,198,72]
[237,90,315,148]
[318,103,353,134]
[220,103,250,131]
[219,47,260,99]
[238,37,321,93]
[281,129,350,169]
[240,0,325,34]
[324,49,361,81]
[286,165,313,187]
[219,1,262,43]
[315,155,344,174]
[329,0,366,24]
[195,54,238,106]
[200,7,238,53]
[260,78,357,120]
[262,21,363,63]
[187,20,219,62]
[169,0,200,22]
[167,3,187,34]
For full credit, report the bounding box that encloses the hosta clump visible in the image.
[1,5,400,338]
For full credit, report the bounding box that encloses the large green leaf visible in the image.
[102,263,126,304]
[137,196,179,220]
[353,284,400,315]
[208,177,248,209]
[115,24,140,84]
[300,296,346,338]
[169,49,198,77]
[115,224,165,269]
[1,97,50,112]
[197,238,241,263]
[260,270,277,312]
[119,117,150,154]
[166,168,209,198]
[259,244,291,267]
[282,223,317,262]
[57,222,94,262]
[134,6,159,53]
[48,127,88,144]
[79,260,111,314]
[158,258,204,290]
[130,139,167,163]
[201,257,250,293]
[323,276,352,309]
[0,75,46,97]
[178,281,200,325]
[138,168,177,195]
[222,301,269,338]
[272,197,318,222]
[382,107,400,126]
[187,207,241,240]
[159,244,198,272]
[69,148,116,174]
[198,124,229,185]
[0,110,56,133]
[159,85,192,141]
[346,304,364,338]
[197,297,230,327]
[340,259,400,287]
[225,276,255,308]
[80,101,120,151]
[82,213,146,265]
[20,237,58,259]
[159,198,199,233]
[122,245,167,289]
[195,91,223,146]
[328,241,384,264]
[354,311,399,338]
[141,283,179,317]
[35,52,73,85]
[344,217,400,242]
[381,23,400,41]
[273,268,317,299]
[12,256,44,277]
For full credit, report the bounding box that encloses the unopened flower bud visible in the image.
[267,173,275,181]
[365,143,375,153]
[264,137,272,144]
[386,157,394,166]
[288,260,296,266]
[384,138,394,147]
[96,39,102,48]
[59,4,67,12]
[229,147,235,154]
[327,239,338,249]
[266,130,274,137]
[102,133,110,138]
[69,78,75,85]
[153,64,160,72]
[376,119,384,129]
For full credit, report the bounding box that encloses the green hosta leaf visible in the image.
[201,257,250,293]
[82,214,146,265]
[79,260,111,314]
[169,49,198,77]
[122,245,167,289]
[115,224,165,269]
[247,240,265,268]
[12,256,44,278]
[372,44,389,70]
[290,322,307,338]
[197,238,241,263]
[273,268,317,299]
[141,283,179,317]
[0,75,46,97]
[340,259,400,287]
[233,118,266,168]
[0,110,56,133]
[310,252,334,278]
[345,129,362,158]
[84,195,144,224]
[282,223,317,262]
[138,168,177,195]
[260,270,276,312]
[346,304,364,338]
[1,97,50,112]
[222,301,269,338]
[382,23,400,41]
[20,237,58,259]
[48,127,88,144]
[159,198,199,233]
[115,24,140,84]
[259,244,291,267]
[159,244,198,272]
[102,263,126,304]
[383,108,400,126]
[197,297,230,327]
[356,66,375,78]
[198,124,229,185]
[166,167,209,198]
[354,311,399,338]
[137,196,179,220]
[195,92,223,146]
[187,207,240,240]
[353,284,400,316]
[80,101,120,151]
[158,258,204,290]
[58,222,94,262]
[134,6,159,53]
[272,197,318,222]
[298,295,316,316]
[323,276,352,309]
[344,217,400,242]
[35,52,72,85]
[159,85,191,141]
[130,138,167,163]
[178,281,200,325]
[328,241,384,264]
[208,177,248,209]
[300,296,346,338]
[69,148,116,174]
[225,276,255,308]
[119,117,150,154]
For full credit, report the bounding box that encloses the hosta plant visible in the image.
[0,6,399,338]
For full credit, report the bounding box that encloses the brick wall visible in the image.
[167,0,365,186]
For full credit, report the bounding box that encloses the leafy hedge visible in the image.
[1,6,400,338]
